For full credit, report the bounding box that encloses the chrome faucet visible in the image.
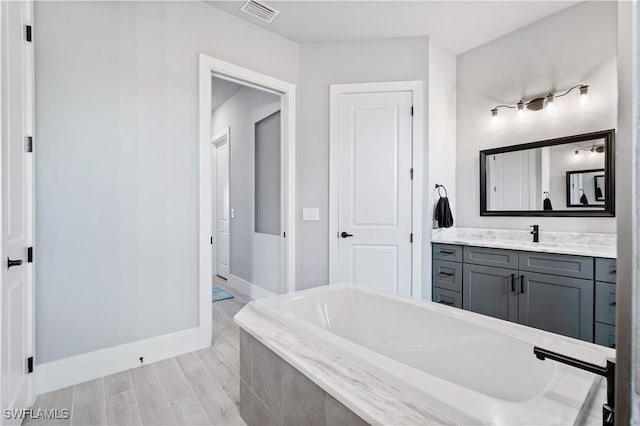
[530,224,539,243]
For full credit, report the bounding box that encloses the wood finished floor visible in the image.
[25,279,248,426]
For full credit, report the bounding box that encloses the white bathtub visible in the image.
[236,284,613,425]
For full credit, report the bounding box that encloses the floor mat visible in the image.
[213,285,234,302]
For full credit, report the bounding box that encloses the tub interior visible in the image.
[272,288,556,402]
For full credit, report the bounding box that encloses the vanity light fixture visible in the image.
[490,84,589,117]
[573,144,604,156]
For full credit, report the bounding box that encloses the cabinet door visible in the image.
[595,322,616,348]
[432,287,462,309]
[432,260,463,292]
[595,281,616,325]
[463,264,518,322]
[518,272,594,342]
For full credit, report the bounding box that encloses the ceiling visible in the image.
[212,77,243,110]
[208,1,580,54]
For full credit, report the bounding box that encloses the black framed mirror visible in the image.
[480,129,615,217]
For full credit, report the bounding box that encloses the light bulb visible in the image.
[517,100,525,119]
[579,85,590,107]
[545,93,555,112]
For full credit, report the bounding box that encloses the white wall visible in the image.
[456,1,617,233]
[34,1,298,363]
[427,41,457,226]
[297,37,430,290]
[425,39,457,298]
[211,86,280,292]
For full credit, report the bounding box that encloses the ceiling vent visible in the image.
[240,0,280,24]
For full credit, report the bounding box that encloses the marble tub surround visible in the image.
[432,227,617,258]
[235,285,615,425]
[235,302,459,425]
[239,330,369,426]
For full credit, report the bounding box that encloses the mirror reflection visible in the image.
[566,169,605,207]
[480,129,614,216]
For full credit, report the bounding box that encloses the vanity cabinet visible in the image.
[594,258,617,348]
[463,264,518,322]
[433,243,613,345]
[518,272,593,341]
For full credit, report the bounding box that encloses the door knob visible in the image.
[7,257,23,269]
[340,232,354,238]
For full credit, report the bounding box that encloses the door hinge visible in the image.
[410,168,413,180]
[283,232,286,238]
[25,25,32,42]
[26,356,33,374]
[27,247,33,263]
[410,106,414,116]
[210,236,213,245]
[410,233,413,243]
[25,136,33,153]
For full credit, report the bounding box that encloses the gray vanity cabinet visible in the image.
[433,243,611,345]
[518,272,594,342]
[462,264,518,322]
[594,258,617,348]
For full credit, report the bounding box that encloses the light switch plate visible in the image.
[302,208,320,221]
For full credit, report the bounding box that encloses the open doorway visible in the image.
[199,54,296,305]
[210,77,282,295]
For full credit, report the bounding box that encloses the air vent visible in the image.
[240,0,280,24]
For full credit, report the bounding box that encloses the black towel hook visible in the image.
[435,184,448,198]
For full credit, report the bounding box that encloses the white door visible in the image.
[213,134,230,279]
[336,91,413,296]
[1,0,35,420]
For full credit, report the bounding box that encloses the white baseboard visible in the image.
[228,274,274,299]
[35,326,209,396]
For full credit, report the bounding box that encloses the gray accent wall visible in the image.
[255,111,282,236]
[299,39,428,290]
[34,1,298,363]
[297,37,457,294]
[211,85,280,286]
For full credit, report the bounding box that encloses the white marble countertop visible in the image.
[432,227,617,259]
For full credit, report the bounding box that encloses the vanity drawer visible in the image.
[595,258,617,283]
[432,260,462,292]
[432,287,462,309]
[463,246,518,269]
[432,244,462,262]
[518,251,593,280]
[595,322,616,348]
[595,281,616,325]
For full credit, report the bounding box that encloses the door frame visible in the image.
[199,54,296,304]
[211,127,230,279]
[328,81,424,298]
[0,0,36,414]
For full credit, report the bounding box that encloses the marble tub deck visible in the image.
[432,227,617,259]
[235,301,608,426]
